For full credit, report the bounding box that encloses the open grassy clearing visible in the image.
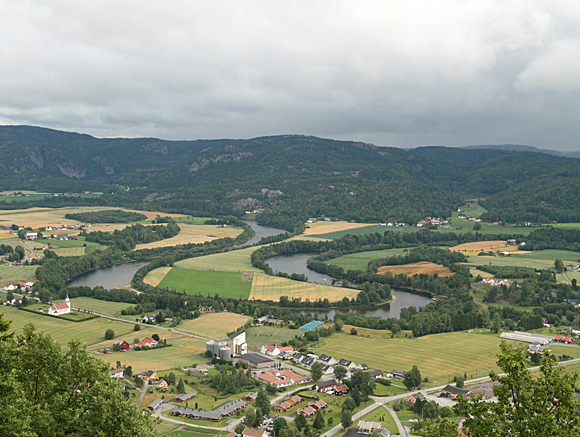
[100,336,208,373]
[464,255,555,270]
[0,265,38,281]
[249,273,360,302]
[516,249,580,262]
[311,224,417,240]
[51,247,87,257]
[469,267,495,278]
[34,236,101,248]
[0,305,137,347]
[67,296,133,317]
[135,223,243,250]
[450,240,509,253]
[144,266,173,287]
[245,326,303,348]
[178,312,251,339]
[0,206,186,229]
[378,261,453,277]
[175,246,262,272]
[327,248,413,271]
[314,331,512,386]
[358,405,399,435]
[158,268,252,299]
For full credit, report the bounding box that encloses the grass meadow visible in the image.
[249,273,359,302]
[245,326,303,348]
[327,248,412,271]
[311,225,417,240]
[378,261,454,277]
[516,249,580,263]
[100,336,208,373]
[314,330,513,387]
[51,247,87,257]
[0,304,137,347]
[158,268,252,299]
[68,296,134,317]
[0,265,38,281]
[178,312,251,339]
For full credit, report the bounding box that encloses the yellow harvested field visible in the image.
[249,273,359,302]
[0,206,186,229]
[303,220,374,236]
[450,240,508,252]
[378,261,454,277]
[135,224,242,250]
[178,312,251,339]
[144,266,173,286]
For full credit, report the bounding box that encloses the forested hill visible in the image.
[1,125,579,226]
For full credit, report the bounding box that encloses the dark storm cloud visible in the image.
[0,1,579,150]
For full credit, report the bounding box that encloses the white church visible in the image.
[48,295,72,316]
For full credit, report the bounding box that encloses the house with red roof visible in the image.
[48,296,71,316]
[255,369,310,387]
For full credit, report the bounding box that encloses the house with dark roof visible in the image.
[321,364,334,375]
[391,370,406,380]
[301,357,315,368]
[337,358,355,369]
[441,385,472,398]
[312,379,338,392]
[370,369,384,379]
[239,353,275,369]
[319,354,337,365]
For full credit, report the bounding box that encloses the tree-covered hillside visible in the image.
[0,126,579,226]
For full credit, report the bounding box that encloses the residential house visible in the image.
[358,421,382,434]
[334,384,349,396]
[174,391,197,402]
[141,315,156,324]
[370,369,384,380]
[321,364,334,375]
[293,354,304,364]
[157,379,169,391]
[134,370,158,381]
[260,344,280,356]
[297,406,316,417]
[309,400,327,410]
[113,339,130,351]
[142,337,158,347]
[573,326,580,335]
[318,354,337,366]
[528,343,546,354]
[274,401,293,412]
[441,385,472,399]
[357,364,368,371]
[147,399,163,411]
[555,334,574,344]
[110,368,124,379]
[242,428,266,437]
[391,370,406,380]
[405,392,426,406]
[245,392,258,402]
[301,357,315,368]
[337,358,355,370]
[312,379,337,392]
[288,395,302,405]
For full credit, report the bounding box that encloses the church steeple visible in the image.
[65,294,70,303]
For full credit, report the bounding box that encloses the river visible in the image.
[265,252,432,319]
[234,220,288,247]
[68,261,149,289]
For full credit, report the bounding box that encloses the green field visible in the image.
[328,248,413,271]
[245,326,302,348]
[68,296,134,318]
[35,237,102,248]
[315,330,512,386]
[0,265,38,281]
[170,216,210,224]
[175,246,261,272]
[312,225,417,240]
[0,304,137,347]
[158,268,252,299]
[516,250,580,263]
[0,192,101,203]
[464,255,554,270]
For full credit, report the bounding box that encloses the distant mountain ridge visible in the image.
[1,125,580,225]
[461,144,580,159]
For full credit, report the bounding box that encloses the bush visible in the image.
[133,324,140,331]
[350,328,358,335]
[105,329,115,340]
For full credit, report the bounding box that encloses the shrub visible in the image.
[105,329,115,340]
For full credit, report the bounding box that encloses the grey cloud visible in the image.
[0,1,579,151]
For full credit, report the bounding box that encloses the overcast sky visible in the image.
[1,1,579,150]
